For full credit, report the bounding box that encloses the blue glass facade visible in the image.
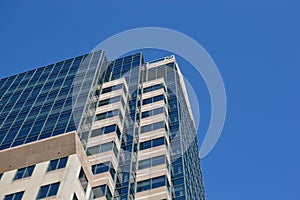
[0,50,106,150]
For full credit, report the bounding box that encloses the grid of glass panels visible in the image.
[76,50,107,149]
[144,61,206,200]
[100,53,143,199]
[0,50,106,150]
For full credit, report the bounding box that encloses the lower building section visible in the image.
[0,131,110,200]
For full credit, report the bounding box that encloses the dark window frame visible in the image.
[138,155,166,170]
[136,175,167,193]
[47,156,68,172]
[141,107,164,119]
[4,191,24,200]
[37,182,60,199]
[139,137,166,151]
[14,165,35,180]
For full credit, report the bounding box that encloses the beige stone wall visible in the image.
[0,131,108,200]
[0,153,85,200]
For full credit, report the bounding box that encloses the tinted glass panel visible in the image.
[4,191,24,200]
[48,182,60,196]
[152,176,166,188]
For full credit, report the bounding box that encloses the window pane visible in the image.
[38,185,49,199]
[57,157,68,169]
[23,168,30,178]
[79,168,88,192]
[142,98,152,105]
[153,121,164,130]
[137,180,150,192]
[96,113,106,120]
[14,168,25,180]
[4,191,24,200]
[48,159,58,171]
[140,141,151,150]
[100,142,113,152]
[141,124,151,133]
[153,84,163,90]
[152,155,165,166]
[92,162,110,174]
[92,185,106,198]
[103,125,116,134]
[48,182,60,196]
[152,176,166,188]
[14,191,25,199]
[138,159,151,170]
[4,194,13,200]
[111,110,118,117]
[174,185,185,197]
[153,95,163,102]
[98,99,109,106]
[141,111,150,118]
[143,87,152,93]
[153,107,164,115]
[26,165,35,176]
[153,137,164,147]
[91,128,102,137]
[86,145,99,156]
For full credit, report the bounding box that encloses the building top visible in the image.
[0,51,196,151]
[146,55,195,127]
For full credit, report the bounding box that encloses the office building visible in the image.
[0,50,205,200]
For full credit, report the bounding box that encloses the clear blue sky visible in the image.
[1,1,299,199]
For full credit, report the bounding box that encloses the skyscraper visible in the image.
[0,50,205,200]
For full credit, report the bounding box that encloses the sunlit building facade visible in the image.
[0,51,205,200]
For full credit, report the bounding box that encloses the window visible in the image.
[138,159,151,170]
[173,177,184,185]
[141,121,165,134]
[47,156,68,171]
[14,165,35,180]
[92,161,110,174]
[4,191,24,200]
[138,155,165,170]
[139,137,166,151]
[137,180,150,192]
[91,124,121,138]
[37,182,60,199]
[152,176,166,188]
[101,84,123,94]
[142,95,164,105]
[152,155,166,166]
[0,173,3,180]
[141,107,164,119]
[174,185,185,197]
[95,109,122,121]
[173,164,183,175]
[136,176,167,192]
[90,185,112,199]
[79,168,88,192]
[86,142,114,156]
[98,96,124,107]
[143,84,164,93]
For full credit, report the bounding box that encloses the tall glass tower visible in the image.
[0,51,205,200]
